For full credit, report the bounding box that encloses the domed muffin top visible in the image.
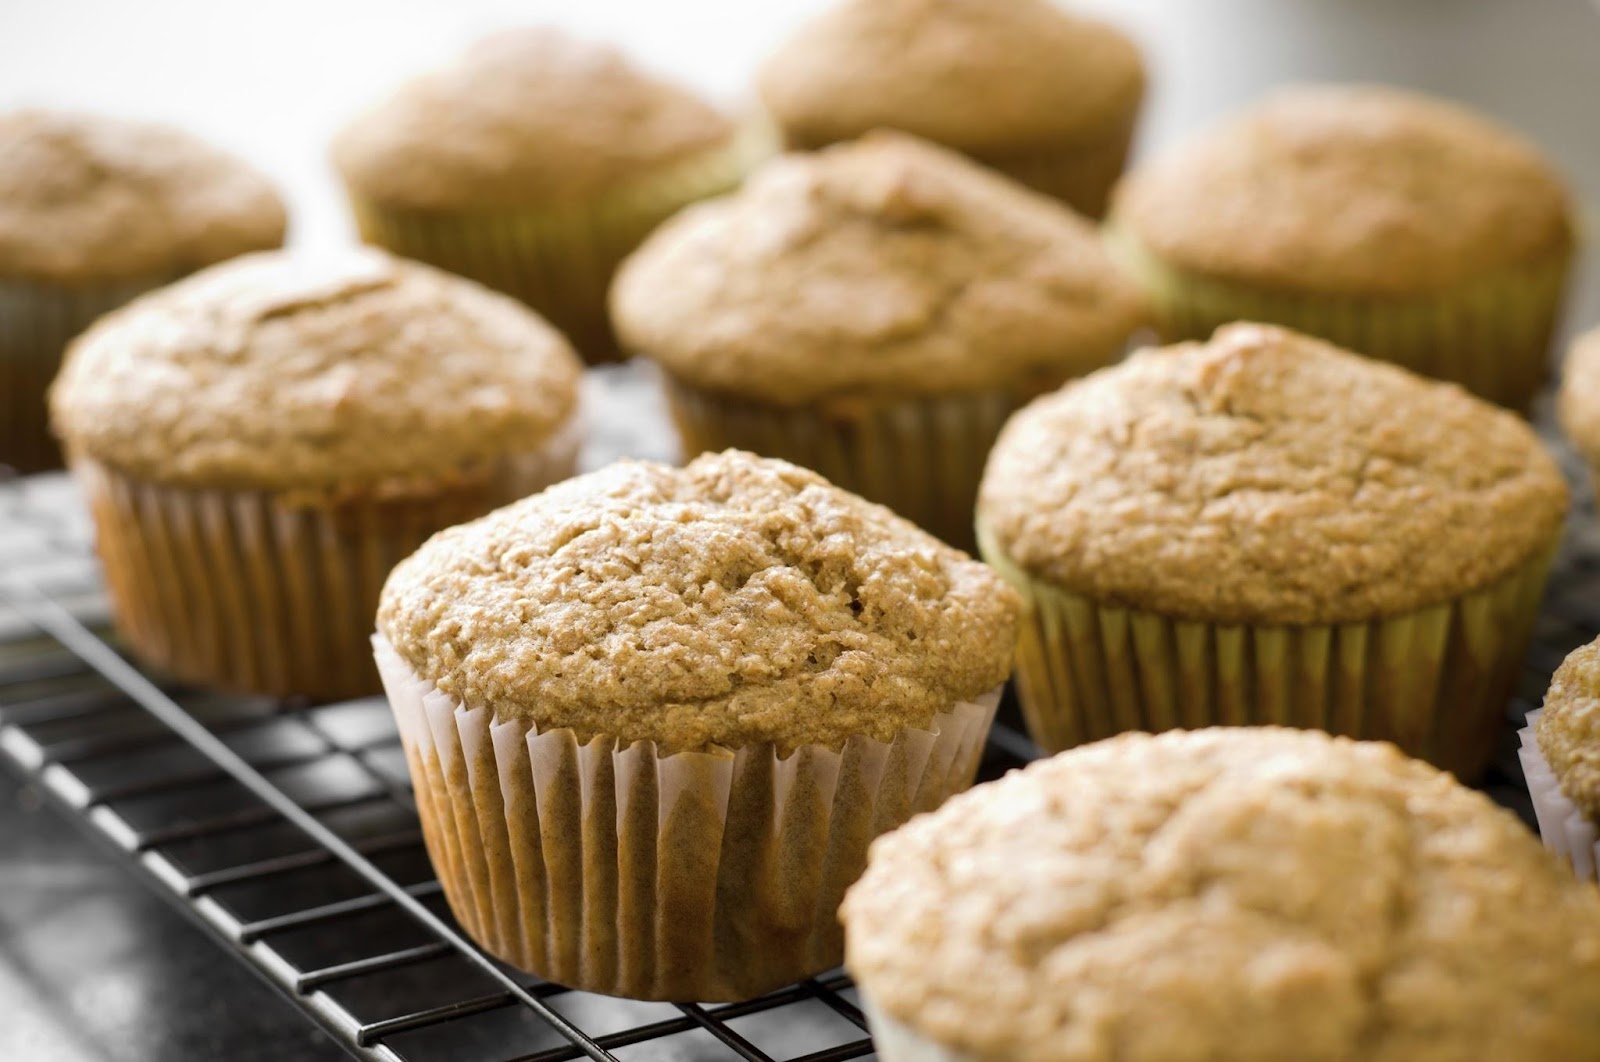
[0,108,286,285]
[1560,327,1600,471]
[378,450,1019,753]
[844,727,1600,1061]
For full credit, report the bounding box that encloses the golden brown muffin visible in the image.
[844,728,1600,1062]
[373,449,1017,1001]
[51,248,583,700]
[1536,638,1600,822]
[977,323,1566,775]
[1107,85,1576,410]
[332,27,767,362]
[614,131,1145,546]
[758,0,1144,217]
[0,108,286,472]
[1559,326,1600,479]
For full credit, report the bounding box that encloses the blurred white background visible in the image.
[2,0,1597,338]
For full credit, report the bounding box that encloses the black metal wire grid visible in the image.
[1,406,1595,1061]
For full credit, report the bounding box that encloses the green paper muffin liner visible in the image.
[72,418,580,700]
[975,116,1138,221]
[372,635,999,1002]
[664,378,1027,553]
[1106,229,1572,411]
[977,521,1556,780]
[345,123,772,364]
[0,274,172,473]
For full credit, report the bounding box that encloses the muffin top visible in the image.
[612,133,1146,405]
[331,28,735,210]
[378,450,1019,753]
[50,249,582,492]
[1112,84,1574,297]
[843,728,1600,1062]
[0,109,286,286]
[1536,637,1600,822]
[1560,327,1600,470]
[978,324,1566,625]
[758,0,1144,153]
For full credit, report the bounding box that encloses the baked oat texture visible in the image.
[1111,84,1574,297]
[1559,327,1600,471]
[1536,636,1600,822]
[377,450,1019,753]
[0,108,286,286]
[758,0,1143,153]
[49,248,581,491]
[331,27,734,210]
[612,131,1147,405]
[843,727,1600,1062]
[977,323,1567,625]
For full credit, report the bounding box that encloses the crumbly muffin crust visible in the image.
[1560,327,1600,471]
[50,249,581,492]
[612,132,1146,405]
[844,727,1600,1061]
[758,0,1143,153]
[377,450,1019,753]
[1112,84,1574,297]
[331,27,735,210]
[1536,637,1600,822]
[0,109,286,286]
[978,324,1567,625]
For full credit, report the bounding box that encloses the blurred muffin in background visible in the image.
[0,109,285,473]
[332,27,771,364]
[1559,326,1600,493]
[612,131,1146,551]
[758,0,1144,218]
[50,248,583,701]
[1108,84,1577,411]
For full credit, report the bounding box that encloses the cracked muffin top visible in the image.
[612,132,1146,405]
[0,108,285,286]
[377,450,1019,753]
[843,727,1600,1062]
[977,323,1566,625]
[1536,636,1600,822]
[50,248,581,492]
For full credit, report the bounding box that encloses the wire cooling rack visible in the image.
[0,385,1591,1060]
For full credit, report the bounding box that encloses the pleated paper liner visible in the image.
[664,378,1022,554]
[345,122,773,365]
[1519,710,1600,882]
[74,422,580,701]
[973,114,1138,220]
[0,274,172,473]
[372,636,1000,1002]
[1105,228,1572,412]
[978,521,1556,780]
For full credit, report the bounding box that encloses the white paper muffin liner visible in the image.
[1519,709,1600,881]
[861,996,979,1062]
[372,635,1001,1002]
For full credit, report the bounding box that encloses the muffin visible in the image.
[1521,637,1600,881]
[331,27,770,364]
[758,0,1144,218]
[1559,326,1600,491]
[0,109,285,473]
[1108,85,1576,411]
[613,132,1146,550]
[976,323,1567,778]
[373,450,1018,1001]
[844,728,1600,1061]
[50,248,582,700]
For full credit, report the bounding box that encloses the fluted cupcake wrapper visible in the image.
[372,635,1001,1002]
[978,522,1556,780]
[975,118,1137,221]
[73,419,580,700]
[1107,229,1572,412]
[345,122,772,364]
[0,274,173,473]
[664,378,1023,554]
[1518,710,1600,881]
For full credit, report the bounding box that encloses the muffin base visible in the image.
[665,379,1026,553]
[861,997,977,1062]
[75,420,580,700]
[345,123,772,364]
[373,636,1000,1002]
[1107,230,1572,411]
[978,522,1556,780]
[0,274,171,473]
[1519,710,1600,881]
